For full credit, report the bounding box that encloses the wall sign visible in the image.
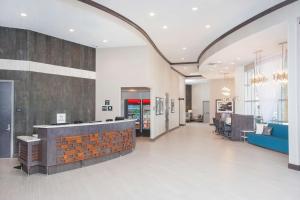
[102,106,108,111]
[102,100,112,111]
[105,100,110,105]
[57,113,66,124]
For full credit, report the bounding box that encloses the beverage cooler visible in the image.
[125,99,150,137]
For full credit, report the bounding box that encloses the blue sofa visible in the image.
[247,123,288,154]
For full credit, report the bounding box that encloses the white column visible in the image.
[288,16,300,169]
[234,65,245,114]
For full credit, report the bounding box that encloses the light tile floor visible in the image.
[1,123,300,200]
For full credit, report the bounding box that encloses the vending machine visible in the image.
[125,99,150,137]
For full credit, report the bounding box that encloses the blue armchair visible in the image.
[247,123,288,154]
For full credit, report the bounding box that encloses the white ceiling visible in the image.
[0,0,146,48]
[185,77,207,85]
[0,0,289,69]
[199,22,288,79]
[94,0,284,63]
[175,22,287,78]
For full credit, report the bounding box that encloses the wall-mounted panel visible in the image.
[0,26,95,71]
[0,27,28,60]
[0,26,96,155]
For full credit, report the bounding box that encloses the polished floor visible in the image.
[1,123,300,200]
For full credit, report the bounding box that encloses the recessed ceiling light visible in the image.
[20,13,27,17]
[236,57,241,60]
[149,12,156,17]
[181,58,185,60]
[192,7,198,11]
[162,25,168,29]
[102,39,108,43]
[205,24,211,29]
[69,29,75,32]
[230,62,235,65]
[217,60,222,64]
[182,47,187,50]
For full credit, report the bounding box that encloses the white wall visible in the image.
[96,46,185,139]
[209,79,235,123]
[234,65,245,114]
[192,81,209,116]
[190,78,235,123]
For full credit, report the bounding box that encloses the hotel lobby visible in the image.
[1,0,300,199]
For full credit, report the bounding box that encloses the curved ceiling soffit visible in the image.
[78,0,297,75]
[195,0,298,68]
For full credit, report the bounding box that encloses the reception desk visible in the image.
[17,120,136,175]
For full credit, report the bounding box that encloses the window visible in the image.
[244,65,288,123]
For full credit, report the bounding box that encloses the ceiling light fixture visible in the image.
[162,25,168,29]
[221,73,231,98]
[205,24,211,29]
[236,57,241,60]
[181,58,185,60]
[192,7,198,11]
[273,42,288,84]
[149,12,156,17]
[102,39,108,43]
[217,60,222,64]
[251,50,267,86]
[182,47,187,50]
[69,29,75,32]
[20,13,27,17]
[230,62,235,65]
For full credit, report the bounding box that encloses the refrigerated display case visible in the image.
[125,99,150,137]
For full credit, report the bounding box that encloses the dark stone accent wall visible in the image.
[0,26,96,154]
[185,85,192,111]
[29,72,95,127]
[0,27,28,60]
[0,26,95,71]
[0,70,95,153]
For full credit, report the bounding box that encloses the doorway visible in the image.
[0,80,14,158]
[178,98,185,126]
[203,101,210,123]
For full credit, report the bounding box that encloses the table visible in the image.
[240,130,254,142]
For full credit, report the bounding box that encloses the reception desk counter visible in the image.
[17,120,136,174]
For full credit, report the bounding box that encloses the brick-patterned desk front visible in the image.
[23,120,136,175]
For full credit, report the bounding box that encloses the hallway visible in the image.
[1,123,300,200]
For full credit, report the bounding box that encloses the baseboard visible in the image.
[151,126,180,141]
[288,163,300,171]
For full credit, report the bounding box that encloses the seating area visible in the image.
[248,123,289,154]
[213,114,254,140]
[212,114,289,154]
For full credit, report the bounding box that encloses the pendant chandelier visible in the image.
[273,42,288,84]
[221,73,231,100]
[251,50,267,86]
